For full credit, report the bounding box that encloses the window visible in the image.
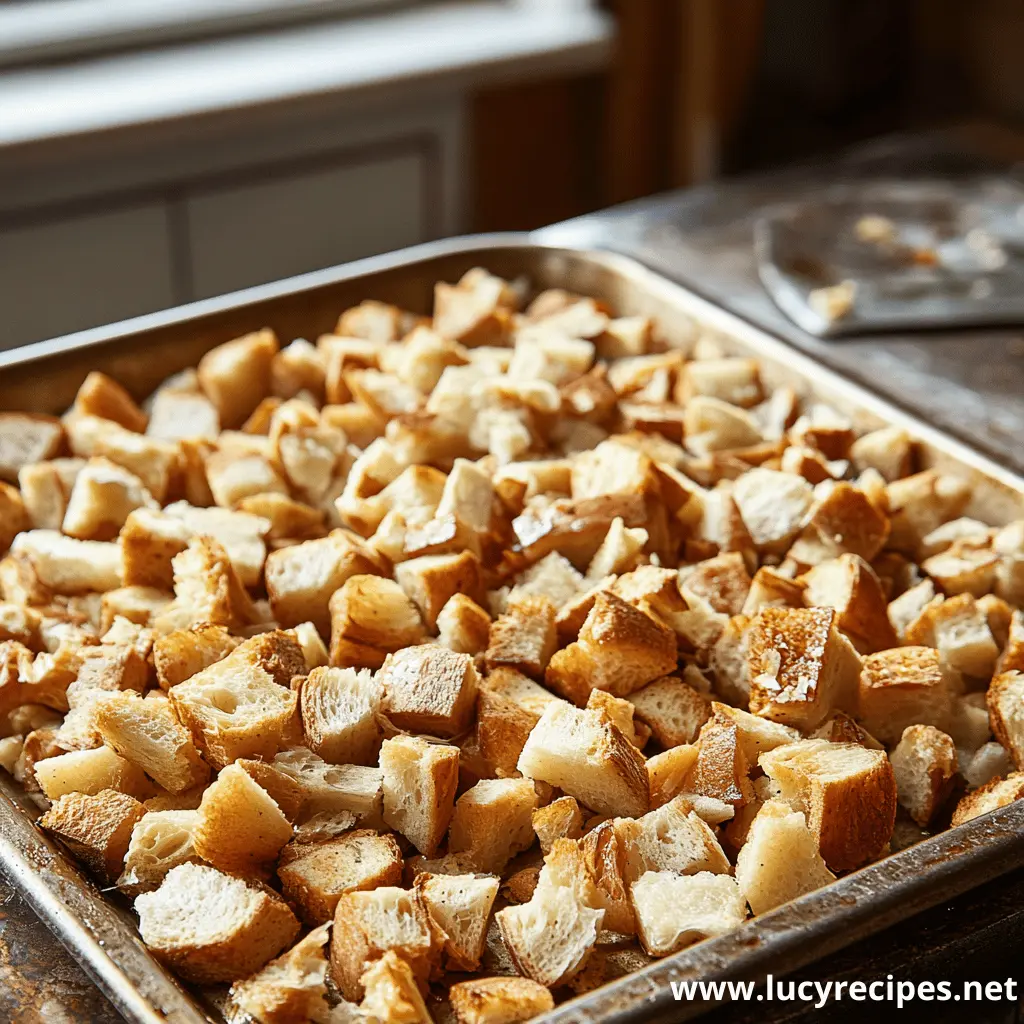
[0,0,417,68]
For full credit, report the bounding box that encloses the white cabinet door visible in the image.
[0,204,175,350]
[185,145,429,298]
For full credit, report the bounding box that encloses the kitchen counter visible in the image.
[5,128,1024,1023]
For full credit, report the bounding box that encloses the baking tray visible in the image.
[2,233,1024,1024]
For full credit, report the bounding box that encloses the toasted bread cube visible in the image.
[380,645,479,738]
[73,371,147,432]
[706,702,802,763]
[890,725,958,826]
[329,576,425,668]
[546,592,677,705]
[154,623,240,689]
[646,744,700,808]
[273,750,382,826]
[630,871,746,956]
[679,357,762,408]
[0,413,64,483]
[193,763,292,873]
[63,413,179,503]
[813,711,883,749]
[922,594,1000,680]
[146,387,220,442]
[330,886,441,1000]
[358,950,433,1024]
[230,924,330,1024]
[573,818,633,935]
[265,530,385,634]
[300,666,382,765]
[433,269,515,347]
[0,602,40,647]
[531,796,584,855]
[483,666,560,717]
[922,543,999,599]
[887,470,971,554]
[35,745,152,800]
[476,686,540,777]
[18,458,84,531]
[747,607,862,730]
[495,877,602,988]
[683,396,762,455]
[62,458,157,542]
[449,976,554,1024]
[95,690,209,793]
[278,830,403,925]
[205,449,288,509]
[238,492,325,541]
[951,771,1024,825]
[507,552,583,610]
[232,759,306,822]
[39,788,146,882]
[734,801,836,914]
[849,426,912,482]
[119,508,192,590]
[0,482,28,555]
[858,647,956,745]
[197,329,278,429]
[136,862,300,983]
[760,739,897,872]
[394,552,486,633]
[586,689,647,747]
[801,554,898,655]
[585,517,647,580]
[380,735,459,855]
[11,530,121,594]
[74,639,149,693]
[100,586,171,631]
[802,483,890,563]
[731,468,813,553]
[987,670,1024,770]
[436,594,491,656]
[415,872,500,972]
[628,676,710,748]
[485,597,557,681]
[158,536,257,631]
[517,702,649,818]
[449,778,539,873]
[679,552,752,617]
[162,502,270,588]
[169,632,303,769]
[117,809,200,895]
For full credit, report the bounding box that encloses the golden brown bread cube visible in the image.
[485,597,558,681]
[0,482,29,556]
[380,645,479,739]
[198,329,279,429]
[0,413,64,483]
[73,372,147,433]
[890,725,958,826]
[153,623,240,690]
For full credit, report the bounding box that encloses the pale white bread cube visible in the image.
[278,829,403,925]
[329,885,441,1001]
[300,666,383,765]
[11,530,122,594]
[38,788,146,882]
[731,468,814,553]
[448,778,539,873]
[35,745,152,801]
[760,739,897,872]
[507,551,583,610]
[136,862,299,983]
[95,690,210,793]
[448,976,554,1024]
[0,413,64,483]
[963,741,1013,790]
[117,809,200,895]
[273,747,383,820]
[146,388,220,442]
[987,671,1024,770]
[679,357,762,408]
[682,396,762,455]
[630,871,747,956]
[193,763,292,873]
[415,872,501,971]
[517,702,649,818]
[734,800,835,914]
[849,425,912,482]
[747,606,862,730]
[231,924,331,1024]
[62,458,158,541]
[615,794,730,884]
[890,725,958,827]
[380,735,459,855]
[168,631,303,769]
[951,771,1024,825]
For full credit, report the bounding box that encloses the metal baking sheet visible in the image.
[2,233,1024,1024]
[754,177,1024,337]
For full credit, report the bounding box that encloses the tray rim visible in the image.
[2,231,1023,1024]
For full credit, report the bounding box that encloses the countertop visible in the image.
[5,128,1024,1023]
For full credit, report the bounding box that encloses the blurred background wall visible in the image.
[0,0,1022,349]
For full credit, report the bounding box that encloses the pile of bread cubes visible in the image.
[1,267,1023,1024]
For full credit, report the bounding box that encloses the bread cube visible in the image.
[531,796,584,855]
[95,690,209,793]
[380,735,459,855]
[857,646,956,745]
[630,871,746,956]
[265,530,385,634]
[485,597,557,681]
[117,809,200,895]
[380,645,479,738]
[0,413,64,483]
[951,771,1024,825]
[476,687,540,777]
[760,739,897,871]
[329,886,441,1000]
[11,530,121,594]
[39,788,146,882]
[329,575,425,668]
[890,725,958,826]
[136,862,299,983]
[415,872,500,972]
[646,744,699,808]
[162,502,269,588]
[731,468,814,553]
[300,666,382,765]
[197,329,278,429]
[278,829,403,925]
[986,670,1024,770]
[62,458,157,541]
[35,745,152,801]
[158,536,257,631]
[436,593,492,656]
[449,778,538,873]
[120,508,192,590]
[358,950,433,1024]
[154,623,240,689]
[748,606,862,729]
[628,676,710,748]
[449,976,554,1024]
[169,632,303,769]
[517,702,649,818]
